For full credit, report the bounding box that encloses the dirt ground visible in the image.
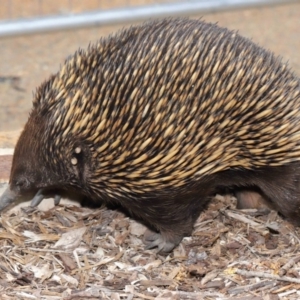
[1,2,300,300]
[0,2,299,132]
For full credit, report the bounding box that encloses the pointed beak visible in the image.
[0,187,18,211]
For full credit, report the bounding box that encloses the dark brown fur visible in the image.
[1,18,300,252]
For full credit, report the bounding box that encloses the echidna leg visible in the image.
[228,164,300,225]
[260,179,300,225]
[139,201,202,253]
[30,189,61,207]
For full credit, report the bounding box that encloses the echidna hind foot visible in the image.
[235,189,274,210]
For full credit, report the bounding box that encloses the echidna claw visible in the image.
[30,189,61,207]
[143,229,178,253]
[54,194,61,206]
[30,189,44,207]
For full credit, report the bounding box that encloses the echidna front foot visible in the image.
[143,228,184,253]
[30,189,61,207]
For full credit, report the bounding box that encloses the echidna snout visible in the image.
[1,18,300,253]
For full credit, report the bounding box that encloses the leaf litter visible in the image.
[1,192,300,299]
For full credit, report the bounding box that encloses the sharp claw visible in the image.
[144,238,160,250]
[144,235,176,253]
[30,189,61,207]
[30,189,44,207]
[54,194,61,206]
[143,229,183,253]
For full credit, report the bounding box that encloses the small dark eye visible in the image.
[17,180,24,187]
[13,178,29,189]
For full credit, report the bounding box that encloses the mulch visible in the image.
[1,148,300,299]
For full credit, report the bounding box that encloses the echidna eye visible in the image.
[15,180,24,187]
[13,178,30,190]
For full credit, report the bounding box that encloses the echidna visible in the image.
[1,18,300,252]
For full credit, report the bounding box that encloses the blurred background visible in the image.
[0,0,299,132]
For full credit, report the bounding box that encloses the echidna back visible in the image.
[33,18,300,192]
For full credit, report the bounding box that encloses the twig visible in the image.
[228,280,276,295]
[71,251,124,274]
[236,268,300,284]
[279,256,300,276]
